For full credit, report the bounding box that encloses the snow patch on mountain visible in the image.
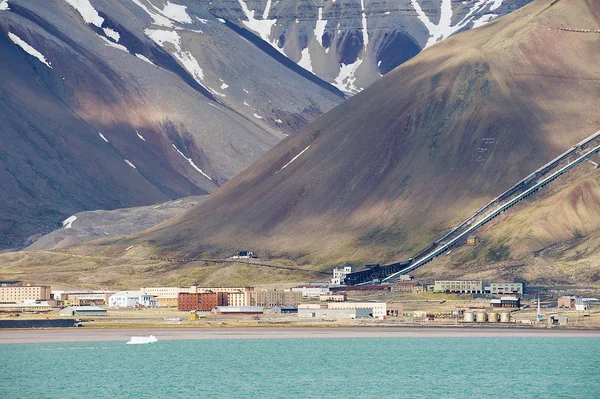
[98,132,109,142]
[146,28,204,82]
[298,47,313,73]
[8,33,52,69]
[0,0,9,11]
[334,58,363,94]
[472,13,498,29]
[160,2,192,24]
[315,7,327,47]
[412,0,504,48]
[136,131,146,141]
[360,0,368,50]
[135,53,155,65]
[64,0,103,27]
[253,113,263,119]
[238,0,282,53]
[278,145,310,172]
[97,34,128,51]
[131,0,173,28]
[62,215,77,229]
[124,159,137,169]
[103,27,120,41]
[171,143,212,181]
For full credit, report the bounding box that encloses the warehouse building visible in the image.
[298,307,372,319]
[211,306,263,315]
[59,306,108,317]
[328,302,387,319]
[434,280,484,294]
[484,282,524,295]
[178,292,227,311]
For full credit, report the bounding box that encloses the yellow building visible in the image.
[155,297,178,307]
[0,284,51,304]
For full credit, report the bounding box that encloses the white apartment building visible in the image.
[291,286,330,298]
[108,291,143,308]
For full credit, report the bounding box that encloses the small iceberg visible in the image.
[126,335,158,344]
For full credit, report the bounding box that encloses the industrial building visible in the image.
[178,292,227,311]
[267,306,298,314]
[0,284,51,304]
[386,302,404,317]
[250,290,302,308]
[298,307,372,319]
[484,282,524,295]
[434,280,484,294]
[394,281,423,293]
[490,296,521,308]
[291,286,330,298]
[211,306,263,315]
[558,296,577,309]
[327,302,387,319]
[319,293,346,302]
[330,266,353,286]
[59,306,108,317]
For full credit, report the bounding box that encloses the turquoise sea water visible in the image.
[1,337,599,399]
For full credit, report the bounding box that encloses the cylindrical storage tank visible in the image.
[487,312,499,323]
[500,313,511,323]
[463,311,474,323]
[476,312,487,323]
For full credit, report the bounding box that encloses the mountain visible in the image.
[127,0,600,271]
[25,196,205,251]
[207,0,533,94]
[0,0,343,249]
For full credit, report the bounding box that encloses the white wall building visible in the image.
[328,302,387,319]
[108,291,143,308]
[331,266,353,286]
[291,286,330,298]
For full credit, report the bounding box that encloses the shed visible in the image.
[59,306,108,317]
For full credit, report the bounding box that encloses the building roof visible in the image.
[213,306,263,312]
[111,291,142,298]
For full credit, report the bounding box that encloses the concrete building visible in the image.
[59,306,108,317]
[250,290,302,308]
[490,296,521,308]
[319,293,346,302]
[155,297,178,307]
[268,306,298,314]
[434,280,484,294]
[394,281,423,293]
[108,291,143,308]
[558,296,577,309]
[178,292,227,311]
[291,286,330,298]
[140,286,190,297]
[298,307,372,319]
[386,302,404,317]
[331,266,353,286]
[212,306,263,315]
[548,315,568,326]
[484,282,524,295]
[575,298,599,311]
[328,302,387,319]
[0,284,51,304]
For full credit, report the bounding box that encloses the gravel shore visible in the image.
[2,326,600,344]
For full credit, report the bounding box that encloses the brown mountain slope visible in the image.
[128,0,599,269]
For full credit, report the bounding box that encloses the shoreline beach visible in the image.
[2,326,600,344]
